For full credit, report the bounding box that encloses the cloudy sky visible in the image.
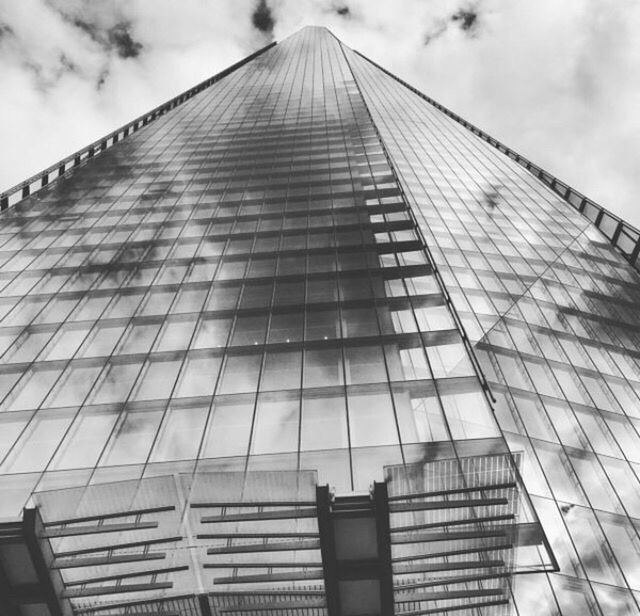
[1,0,639,227]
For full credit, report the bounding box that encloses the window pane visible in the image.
[155,316,197,352]
[78,323,126,358]
[51,408,119,470]
[260,350,301,391]
[5,366,63,411]
[131,359,182,401]
[303,349,343,388]
[99,407,163,466]
[345,345,387,384]
[45,363,103,408]
[116,322,162,355]
[192,317,232,349]
[251,395,299,454]
[175,352,222,398]
[218,353,262,394]
[150,403,209,462]
[301,394,348,451]
[1,409,74,473]
[88,361,142,404]
[201,396,254,458]
[348,390,398,447]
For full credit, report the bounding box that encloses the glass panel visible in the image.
[1,409,74,473]
[201,395,254,458]
[99,407,164,466]
[260,350,301,391]
[150,402,209,462]
[300,393,348,451]
[50,407,119,470]
[131,358,182,401]
[348,389,398,447]
[218,353,262,394]
[174,352,221,398]
[251,394,299,454]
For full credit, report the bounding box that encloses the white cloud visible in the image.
[1,0,639,227]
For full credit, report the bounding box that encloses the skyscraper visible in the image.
[0,25,639,616]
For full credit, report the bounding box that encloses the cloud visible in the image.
[451,6,479,34]
[107,22,143,58]
[252,0,275,36]
[0,0,639,232]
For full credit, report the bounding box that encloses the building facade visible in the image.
[0,26,639,616]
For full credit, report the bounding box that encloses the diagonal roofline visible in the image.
[353,49,640,273]
[0,41,276,212]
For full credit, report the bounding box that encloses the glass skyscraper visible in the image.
[0,26,639,616]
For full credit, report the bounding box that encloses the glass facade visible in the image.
[0,25,637,616]
[347,46,640,615]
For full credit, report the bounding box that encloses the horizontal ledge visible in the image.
[204,562,322,569]
[394,559,505,574]
[391,527,511,544]
[392,513,516,533]
[213,569,325,584]
[217,599,326,612]
[198,532,319,540]
[207,539,321,554]
[62,581,173,598]
[43,521,158,538]
[41,522,159,539]
[43,505,175,526]
[395,588,504,604]
[392,542,514,563]
[389,498,508,513]
[55,535,183,557]
[391,571,510,590]
[201,509,318,523]
[53,552,165,569]
[64,565,189,586]
[191,500,316,508]
[396,598,510,616]
[387,482,517,501]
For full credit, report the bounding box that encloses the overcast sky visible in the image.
[1,0,639,227]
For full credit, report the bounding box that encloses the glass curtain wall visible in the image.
[345,43,640,616]
[0,28,499,517]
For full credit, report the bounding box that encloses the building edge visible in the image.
[0,41,277,212]
[353,49,640,274]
